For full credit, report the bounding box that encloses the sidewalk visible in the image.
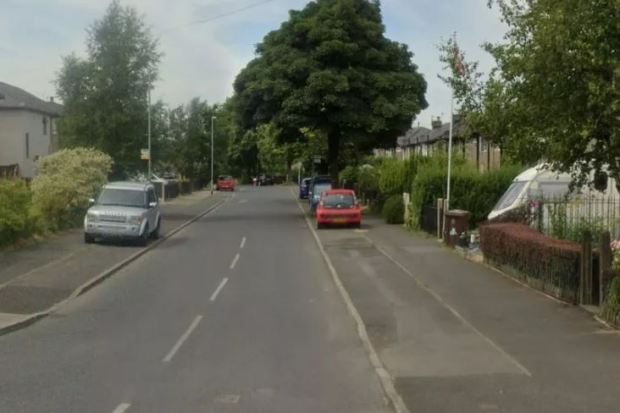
[0,190,226,332]
[317,216,620,413]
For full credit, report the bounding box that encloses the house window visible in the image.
[25,133,30,159]
[42,117,48,135]
[480,138,488,152]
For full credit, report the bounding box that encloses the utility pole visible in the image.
[210,116,217,194]
[147,88,152,180]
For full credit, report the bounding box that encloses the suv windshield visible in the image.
[97,188,145,208]
[322,193,355,208]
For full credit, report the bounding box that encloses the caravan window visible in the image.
[494,181,527,210]
[528,181,571,200]
[540,182,571,199]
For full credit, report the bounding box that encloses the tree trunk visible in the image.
[327,132,340,187]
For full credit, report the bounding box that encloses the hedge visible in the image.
[378,158,404,196]
[602,276,620,326]
[31,148,113,230]
[0,179,35,246]
[339,165,359,189]
[409,160,521,229]
[479,222,581,303]
[382,194,404,224]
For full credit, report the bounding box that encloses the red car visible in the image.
[216,175,235,191]
[316,189,362,229]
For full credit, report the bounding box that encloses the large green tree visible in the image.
[232,0,427,182]
[486,0,620,189]
[56,0,160,177]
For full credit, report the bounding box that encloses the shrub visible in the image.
[402,155,421,192]
[378,158,404,195]
[602,276,620,326]
[479,222,581,303]
[0,179,35,246]
[382,194,404,224]
[339,165,359,189]
[31,148,113,230]
[409,158,521,229]
[358,164,379,198]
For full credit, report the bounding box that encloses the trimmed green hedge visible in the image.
[409,160,521,229]
[378,158,404,196]
[383,194,404,224]
[480,222,581,303]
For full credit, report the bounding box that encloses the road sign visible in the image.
[140,149,150,160]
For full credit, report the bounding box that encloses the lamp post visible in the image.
[147,88,152,180]
[210,116,217,194]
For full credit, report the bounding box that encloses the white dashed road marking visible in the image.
[210,277,229,302]
[230,253,240,270]
[110,403,131,413]
[162,315,203,363]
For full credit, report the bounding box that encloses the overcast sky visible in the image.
[0,0,506,128]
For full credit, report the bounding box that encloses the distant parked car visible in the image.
[84,181,161,246]
[316,189,361,229]
[258,174,274,186]
[308,175,332,211]
[299,177,312,199]
[216,175,235,191]
[309,181,333,213]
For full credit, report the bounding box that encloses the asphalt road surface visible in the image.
[0,186,389,413]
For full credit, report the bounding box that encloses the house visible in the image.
[0,82,63,179]
[395,117,501,171]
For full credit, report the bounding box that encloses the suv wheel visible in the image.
[151,219,161,239]
[137,224,149,246]
[84,233,95,244]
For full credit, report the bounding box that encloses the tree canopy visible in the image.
[56,0,160,178]
[232,0,427,182]
[486,0,620,188]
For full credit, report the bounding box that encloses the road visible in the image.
[0,186,389,413]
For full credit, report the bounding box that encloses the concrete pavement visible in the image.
[0,186,389,412]
[315,214,620,413]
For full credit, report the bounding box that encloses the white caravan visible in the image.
[488,164,619,221]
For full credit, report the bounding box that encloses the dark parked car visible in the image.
[308,175,332,202]
[309,181,333,212]
[258,174,274,186]
[299,177,312,199]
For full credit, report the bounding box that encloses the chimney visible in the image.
[49,97,54,103]
[431,116,443,130]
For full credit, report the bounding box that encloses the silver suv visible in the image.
[84,181,161,245]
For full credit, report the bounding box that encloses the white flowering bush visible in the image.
[31,148,113,230]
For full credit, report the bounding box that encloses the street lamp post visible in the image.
[147,88,152,180]
[210,116,217,194]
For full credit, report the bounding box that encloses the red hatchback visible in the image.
[316,189,361,229]
[216,175,235,191]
